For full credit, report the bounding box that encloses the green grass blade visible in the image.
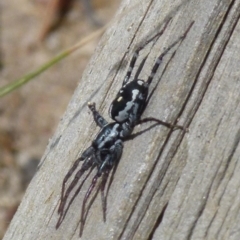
[0,26,107,97]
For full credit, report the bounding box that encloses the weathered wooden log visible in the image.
[3,0,240,239]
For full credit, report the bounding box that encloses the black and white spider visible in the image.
[56,19,193,236]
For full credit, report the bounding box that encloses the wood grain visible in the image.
[3,0,240,239]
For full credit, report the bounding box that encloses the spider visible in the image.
[56,19,194,236]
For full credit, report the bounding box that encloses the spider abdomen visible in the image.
[109,79,148,123]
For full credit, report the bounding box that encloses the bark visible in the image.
[3,0,240,239]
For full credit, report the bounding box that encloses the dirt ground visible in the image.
[0,0,119,237]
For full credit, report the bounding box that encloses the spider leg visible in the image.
[133,56,148,80]
[57,146,94,214]
[146,21,194,87]
[135,22,194,132]
[144,48,177,112]
[100,140,123,222]
[88,102,108,128]
[79,154,111,235]
[79,181,101,237]
[80,140,123,235]
[56,165,95,228]
[100,139,123,221]
[123,18,171,86]
[80,171,100,236]
[100,171,110,222]
[139,117,188,132]
[105,159,118,206]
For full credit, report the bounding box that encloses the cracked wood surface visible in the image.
[3,0,240,239]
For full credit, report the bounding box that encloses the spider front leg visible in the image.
[56,146,94,227]
[79,157,110,236]
[79,170,100,236]
[79,139,123,236]
[100,170,110,222]
[100,139,123,221]
[56,165,95,228]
